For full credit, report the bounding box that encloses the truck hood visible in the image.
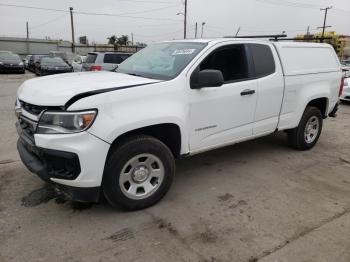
[18,71,160,106]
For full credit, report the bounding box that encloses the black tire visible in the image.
[103,135,175,210]
[288,106,323,150]
[35,68,40,76]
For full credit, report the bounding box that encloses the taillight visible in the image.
[89,65,102,71]
[339,77,344,97]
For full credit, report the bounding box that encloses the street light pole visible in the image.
[69,7,76,53]
[26,22,29,39]
[195,22,198,38]
[184,0,187,39]
[201,22,206,38]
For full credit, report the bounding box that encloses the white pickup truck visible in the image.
[15,39,343,210]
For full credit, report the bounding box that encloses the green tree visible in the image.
[116,35,130,46]
[107,35,117,45]
[136,42,147,47]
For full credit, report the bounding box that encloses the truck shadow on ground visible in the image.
[21,131,289,212]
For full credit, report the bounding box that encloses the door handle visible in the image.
[240,89,256,96]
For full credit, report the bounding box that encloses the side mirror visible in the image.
[191,69,224,89]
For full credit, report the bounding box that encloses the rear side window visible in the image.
[103,54,130,64]
[86,53,97,63]
[249,44,275,78]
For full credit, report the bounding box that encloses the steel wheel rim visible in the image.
[304,116,320,144]
[119,153,165,200]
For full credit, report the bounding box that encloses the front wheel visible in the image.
[103,135,175,210]
[288,106,323,150]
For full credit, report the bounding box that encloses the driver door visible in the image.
[189,44,258,152]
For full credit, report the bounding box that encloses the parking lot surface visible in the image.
[1,73,350,262]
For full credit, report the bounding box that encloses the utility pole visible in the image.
[184,0,188,39]
[195,22,198,38]
[131,33,134,46]
[69,7,76,53]
[318,6,332,43]
[26,22,29,39]
[201,22,205,38]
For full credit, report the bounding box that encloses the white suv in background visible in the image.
[82,52,132,72]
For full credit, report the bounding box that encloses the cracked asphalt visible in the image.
[1,73,350,262]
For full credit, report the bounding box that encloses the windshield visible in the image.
[0,53,21,62]
[117,42,207,80]
[41,57,67,65]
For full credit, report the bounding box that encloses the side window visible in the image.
[104,54,125,64]
[249,44,275,78]
[199,44,250,82]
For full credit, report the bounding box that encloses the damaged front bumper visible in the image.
[17,138,100,203]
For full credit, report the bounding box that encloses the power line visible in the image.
[75,11,181,22]
[0,3,182,22]
[0,3,68,12]
[255,0,322,10]
[30,14,68,30]
[94,4,181,16]
[255,0,350,13]
[135,29,183,38]
[115,0,177,3]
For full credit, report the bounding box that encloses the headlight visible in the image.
[19,62,24,66]
[14,98,22,118]
[0,62,3,65]
[37,110,97,134]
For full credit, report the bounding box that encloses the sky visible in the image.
[0,0,349,44]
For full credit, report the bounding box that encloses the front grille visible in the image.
[18,116,37,143]
[20,100,47,116]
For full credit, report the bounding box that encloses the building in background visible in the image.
[295,31,350,61]
[0,36,144,57]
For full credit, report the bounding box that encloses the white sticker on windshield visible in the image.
[172,49,196,56]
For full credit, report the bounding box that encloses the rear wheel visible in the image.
[288,106,323,150]
[103,135,175,210]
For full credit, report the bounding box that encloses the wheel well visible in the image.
[307,98,328,117]
[109,124,182,159]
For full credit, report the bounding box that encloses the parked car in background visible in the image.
[72,55,86,72]
[49,51,76,65]
[34,56,73,76]
[82,52,132,72]
[340,77,350,102]
[341,59,350,67]
[15,39,342,210]
[23,55,32,69]
[28,55,47,72]
[0,51,13,54]
[0,52,25,74]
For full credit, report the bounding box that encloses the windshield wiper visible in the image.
[124,72,145,77]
